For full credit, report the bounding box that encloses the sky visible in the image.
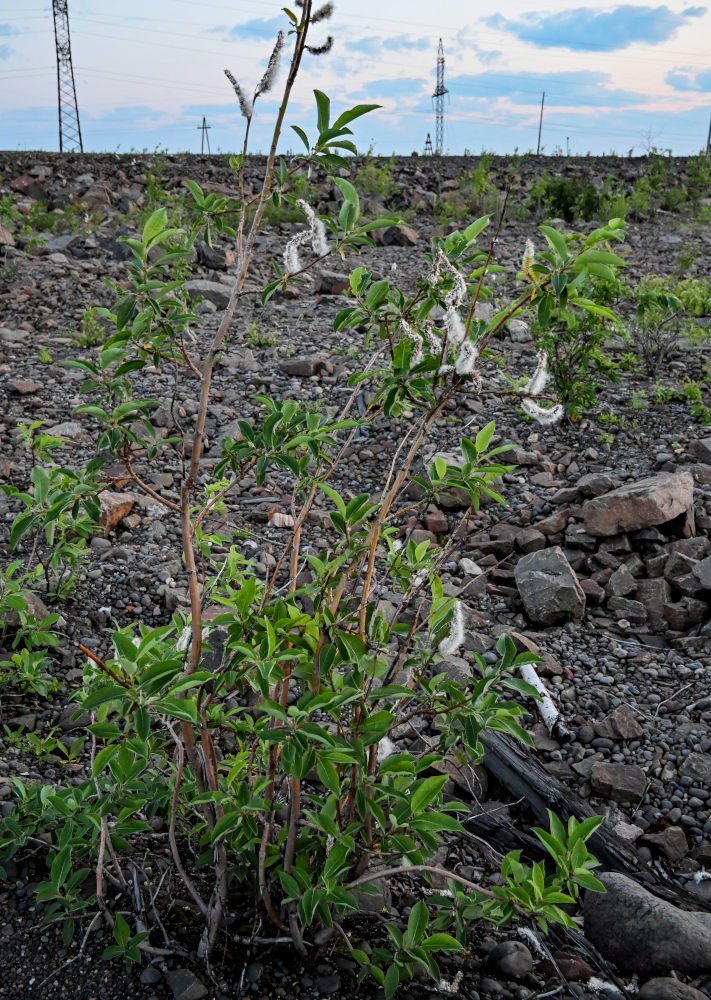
[1,1,711,156]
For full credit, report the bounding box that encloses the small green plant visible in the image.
[72,305,106,347]
[1,463,103,599]
[529,220,626,417]
[354,152,397,200]
[38,346,53,364]
[245,319,279,346]
[3,724,83,761]
[630,389,648,409]
[681,379,711,424]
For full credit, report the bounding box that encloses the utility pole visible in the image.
[432,38,448,155]
[424,132,433,155]
[706,111,711,155]
[197,116,211,154]
[52,0,83,152]
[536,91,545,156]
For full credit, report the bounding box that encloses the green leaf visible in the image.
[291,125,310,152]
[474,420,495,454]
[409,775,447,814]
[359,710,393,745]
[92,743,120,777]
[113,912,130,949]
[314,89,331,134]
[462,215,490,243]
[407,899,428,945]
[142,207,167,247]
[421,932,465,952]
[332,103,380,130]
[384,963,400,999]
[539,224,568,262]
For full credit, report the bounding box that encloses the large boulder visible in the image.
[584,872,711,977]
[514,546,585,625]
[582,472,695,538]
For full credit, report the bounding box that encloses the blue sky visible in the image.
[1,1,710,155]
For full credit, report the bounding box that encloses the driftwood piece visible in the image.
[477,730,711,913]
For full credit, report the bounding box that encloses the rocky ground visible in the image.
[1,152,711,1000]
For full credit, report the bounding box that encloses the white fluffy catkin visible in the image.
[438,600,465,657]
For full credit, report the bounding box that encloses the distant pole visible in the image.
[197,116,211,154]
[566,136,570,156]
[424,132,433,155]
[706,111,711,155]
[536,91,545,156]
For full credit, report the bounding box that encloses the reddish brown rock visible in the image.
[582,471,695,538]
[377,224,419,246]
[594,704,645,740]
[99,491,135,534]
[590,761,647,802]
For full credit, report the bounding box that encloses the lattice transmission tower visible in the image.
[52,0,83,152]
[432,38,448,155]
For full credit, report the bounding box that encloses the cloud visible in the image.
[382,35,429,52]
[347,34,431,56]
[227,17,283,40]
[357,77,430,100]
[0,44,12,59]
[447,69,652,107]
[666,68,711,91]
[346,35,382,55]
[0,23,19,36]
[487,5,707,51]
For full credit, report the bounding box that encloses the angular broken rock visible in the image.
[99,491,135,534]
[582,471,695,538]
[584,871,711,976]
[641,825,689,861]
[590,761,647,802]
[594,704,645,740]
[514,546,585,625]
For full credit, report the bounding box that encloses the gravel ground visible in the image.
[1,154,711,999]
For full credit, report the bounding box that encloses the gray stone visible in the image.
[606,596,648,624]
[165,969,208,1000]
[692,556,711,589]
[313,270,350,294]
[584,872,711,976]
[185,278,235,309]
[590,762,647,802]
[0,326,30,344]
[582,472,695,538]
[489,940,533,979]
[635,579,672,630]
[514,546,586,626]
[606,563,637,597]
[638,979,710,1000]
[515,527,546,553]
[679,752,711,787]
[641,826,689,861]
[689,437,711,465]
[508,318,533,343]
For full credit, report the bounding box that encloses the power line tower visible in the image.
[52,0,83,152]
[423,132,433,155]
[432,38,448,155]
[197,116,211,154]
